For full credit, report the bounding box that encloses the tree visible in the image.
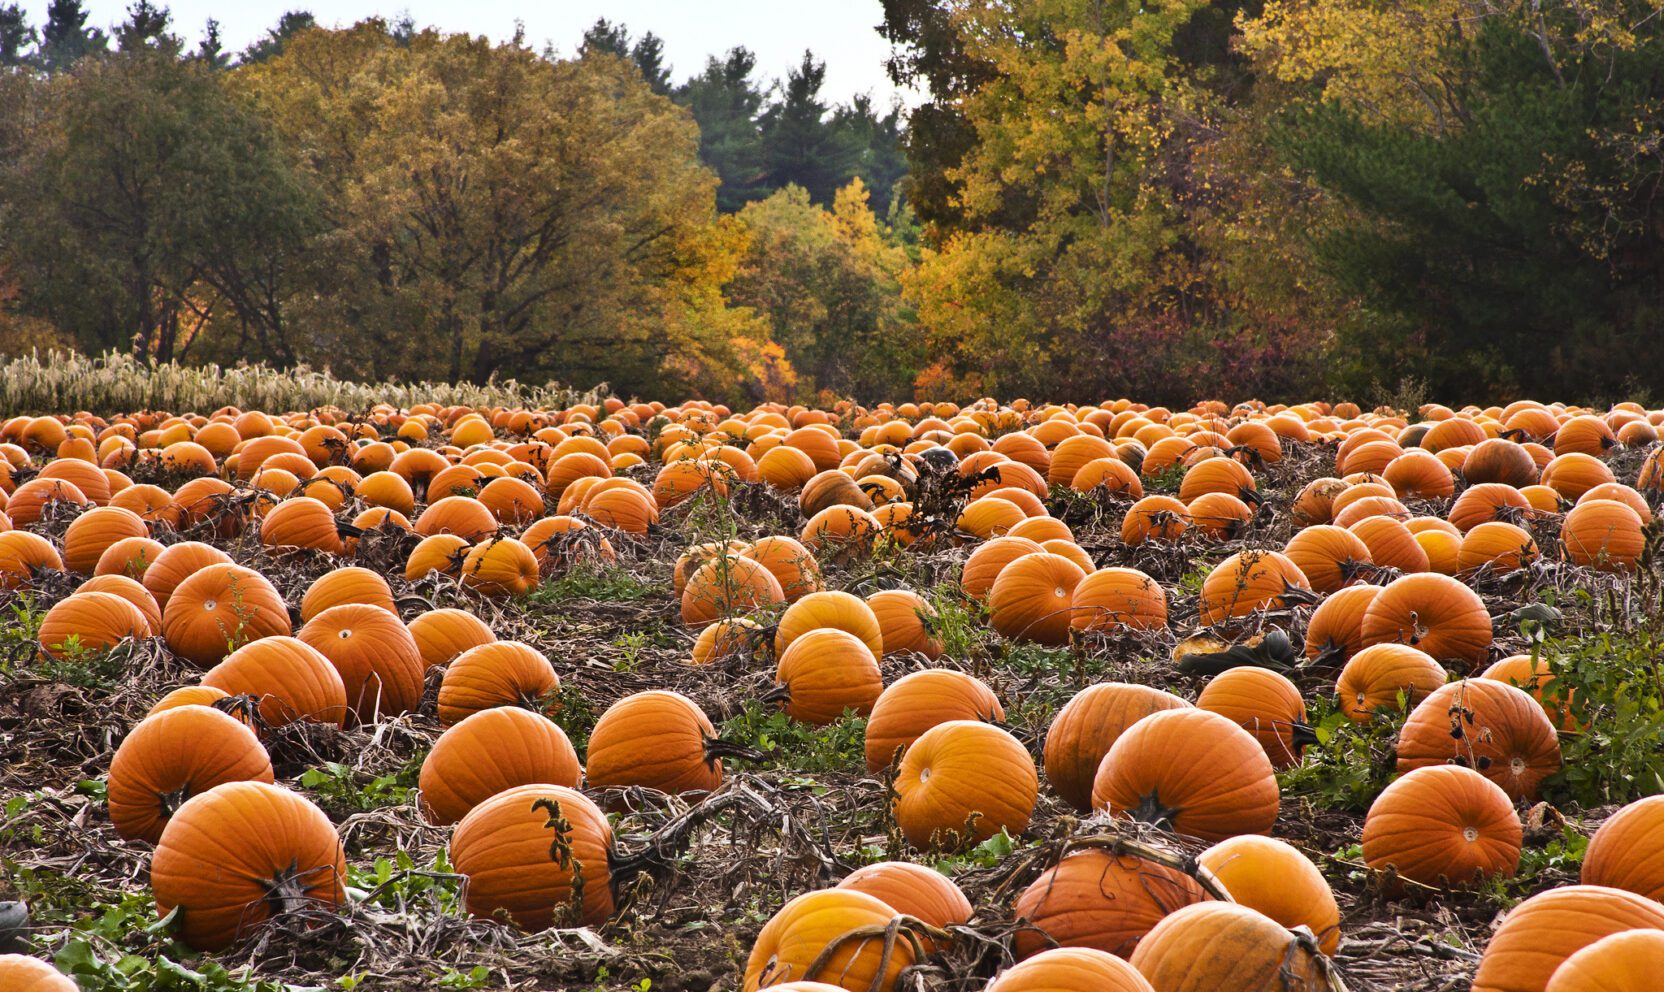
[579,18,629,58]
[39,0,106,72]
[0,3,36,66]
[116,0,178,54]
[1,50,320,362]
[242,10,315,64]
[676,48,769,212]
[834,95,908,216]
[631,31,671,95]
[194,18,228,68]
[759,51,863,206]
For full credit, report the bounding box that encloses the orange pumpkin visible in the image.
[141,541,231,610]
[201,636,348,728]
[1196,667,1311,770]
[0,955,77,992]
[436,640,558,727]
[408,608,496,669]
[1362,764,1521,888]
[585,690,724,796]
[864,669,1003,772]
[1336,643,1446,722]
[1561,499,1645,572]
[460,537,540,596]
[1197,550,1311,626]
[1546,929,1664,992]
[449,784,614,930]
[774,590,884,660]
[1044,683,1190,811]
[297,604,424,723]
[419,707,581,825]
[772,628,883,725]
[1070,567,1168,632]
[742,888,910,992]
[161,563,290,667]
[1397,679,1562,801]
[893,720,1037,848]
[299,566,395,623]
[1360,573,1492,665]
[1011,848,1208,959]
[109,705,274,843]
[835,862,972,933]
[1198,835,1340,955]
[61,505,149,574]
[1582,795,1664,900]
[989,552,1087,645]
[986,948,1154,992]
[1092,707,1279,842]
[1304,584,1382,665]
[1472,885,1664,992]
[1128,902,1328,992]
[680,555,784,629]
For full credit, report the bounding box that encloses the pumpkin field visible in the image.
[6,391,1664,992]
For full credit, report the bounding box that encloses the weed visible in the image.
[298,757,422,812]
[1536,623,1664,806]
[531,565,655,603]
[548,681,599,753]
[721,701,867,773]
[1277,697,1404,813]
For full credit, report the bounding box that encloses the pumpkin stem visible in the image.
[1129,790,1181,832]
[263,860,324,917]
[702,737,768,766]
[756,682,792,707]
[1290,722,1320,748]
[156,787,190,819]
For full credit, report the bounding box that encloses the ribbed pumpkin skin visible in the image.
[405,533,470,580]
[142,542,232,610]
[1561,499,1645,572]
[1070,567,1167,632]
[585,690,721,795]
[449,784,613,931]
[260,496,343,554]
[1198,551,1310,626]
[774,590,884,659]
[1546,929,1664,992]
[0,954,77,992]
[960,536,1044,601]
[680,555,785,628]
[1283,525,1372,594]
[419,708,581,825]
[1121,495,1189,545]
[1304,584,1383,664]
[93,535,165,579]
[987,947,1155,992]
[1128,902,1328,992]
[1011,849,1209,960]
[864,588,941,658]
[202,636,348,728]
[1196,668,1309,770]
[1336,643,1447,722]
[161,563,290,666]
[1362,764,1521,888]
[436,640,558,727]
[460,537,540,596]
[773,628,883,725]
[61,505,149,574]
[864,669,1004,772]
[1044,683,1190,811]
[414,495,498,542]
[1483,654,1578,732]
[108,704,274,844]
[1397,679,1562,801]
[1465,439,1541,488]
[300,567,395,623]
[1449,483,1531,533]
[408,608,496,669]
[743,888,910,992]
[37,591,150,659]
[1199,835,1339,956]
[151,781,346,951]
[1359,573,1492,665]
[989,552,1087,645]
[146,684,231,717]
[893,720,1037,849]
[1472,885,1664,992]
[0,530,65,589]
[1091,708,1279,843]
[1459,521,1539,574]
[77,574,162,635]
[741,535,823,601]
[1582,795,1664,899]
[298,604,424,724]
[835,862,972,930]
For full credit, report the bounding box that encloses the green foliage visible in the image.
[1539,624,1664,806]
[927,828,1036,874]
[1278,698,1405,813]
[348,849,462,913]
[547,681,599,754]
[298,758,421,812]
[531,564,655,604]
[721,701,867,773]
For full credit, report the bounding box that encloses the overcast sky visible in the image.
[33,0,921,106]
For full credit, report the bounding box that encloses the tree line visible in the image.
[4,1,1664,405]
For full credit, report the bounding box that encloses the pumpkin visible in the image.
[1011,848,1208,959]
[960,536,1044,601]
[419,707,582,825]
[1291,478,1348,526]
[477,475,543,525]
[681,555,785,629]
[202,636,348,728]
[1561,499,1645,572]
[1471,885,1664,992]
[37,591,150,659]
[893,720,1037,849]
[1197,551,1311,626]
[1128,902,1328,992]
[1283,525,1372,594]
[161,563,290,667]
[1449,483,1532,533]
[109,704,274,843]
[1348,515,1429,573]
[92,534,165,579]
[1384,448,1454,498]
[5,477,88,526]
[0,955,77,992]
[1582,795,1664,899]
[152,781,346,951]
[772,628,883,725]
[799,468,874,516]
[142,541,232,610]
[1465,439,1541,488]
[743,888,911,992]
[460,537,540,596]
[1303,584,1382,665]
[835,861,972,932]
[1482,653,1577,732]
[1334,640,1446,720]
[436,639,557,727]
[1199,835,1339,955]
[300,566,395,623]
[585,690,724,795]
[1071,567,1168,632]
[0,530,64,589]
[1359,573,1492,665]
[740,535,823,601]
[1092,708,1279,842]
[1397,679,1562,801]
[774,590,885,660]
[449,783,614,930]
[988,552,1087,645]
[1361,763,1521,889]
[298,604,424,723]
[691,616,764,666]
[405,533,471,580]
[1545,928,1664,992]
[1196,667,1311,770]
[408,608,496,669]
[1121,495,1189,545]
[61,505,149,574]
[146,684,231,716]
[1045,683,1191,811]
[1542,452,1615,501]
[986,948,1155,992]
[1178,457,1255,503]
[865,669,1001,771]
[958,495,1028,539]
[864,588,942,658]
[800,504,879,552]
[414,495,499,542]
[584,484,659,534]
[1459,521,1539,574]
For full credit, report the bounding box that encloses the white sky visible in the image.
[32,0,922,106]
